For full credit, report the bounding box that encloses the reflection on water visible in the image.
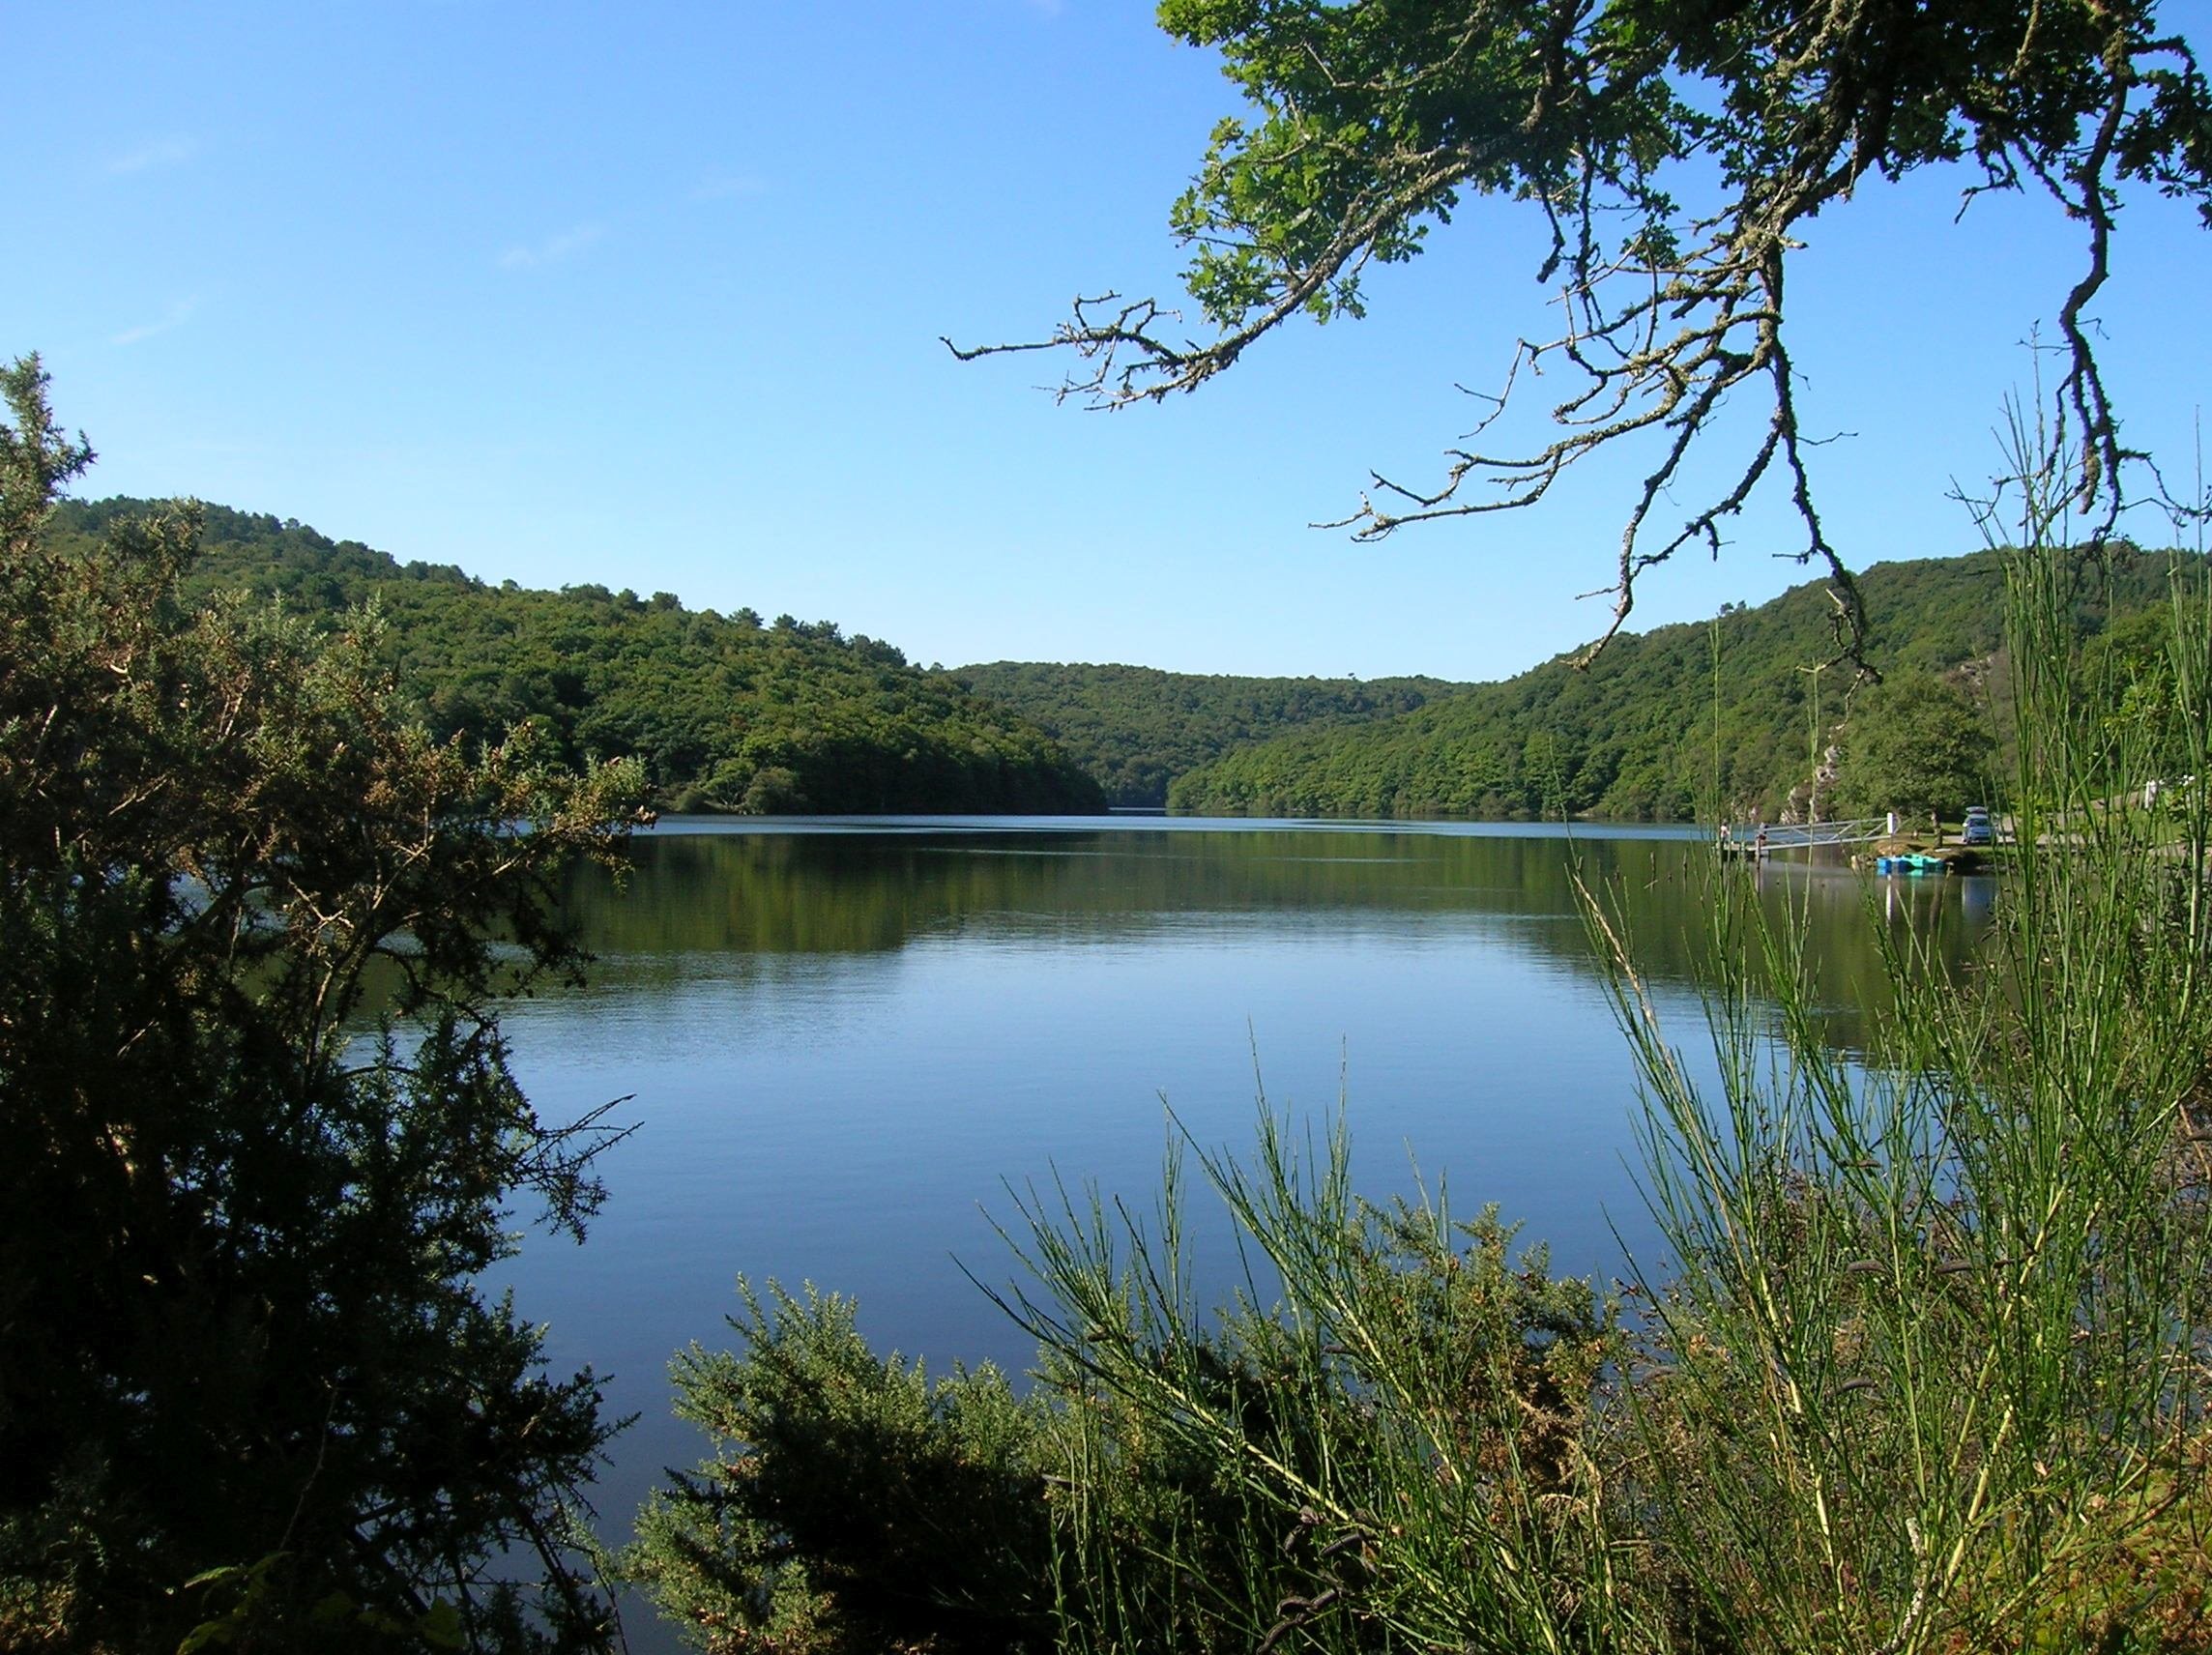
[491,816,1993,1620]
[551,818,1987,1029]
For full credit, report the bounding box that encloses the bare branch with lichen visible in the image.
[949,1,2211,666]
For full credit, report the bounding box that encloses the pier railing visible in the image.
[1717,817,1891,855]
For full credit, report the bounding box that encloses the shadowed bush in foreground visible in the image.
[0,359,650,1653]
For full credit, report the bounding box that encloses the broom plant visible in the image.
[1606,401,2212,1653]
[632,407,2212,1652]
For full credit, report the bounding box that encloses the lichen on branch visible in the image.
[948,0,2212,664]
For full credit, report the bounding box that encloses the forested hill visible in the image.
[45,499,1106,815]
[953,661,1464,808]
[1166,546,2197,823]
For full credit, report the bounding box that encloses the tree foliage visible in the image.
[954,660,1459,806]
[44,498,1107,818]
[0,360,649,1651]
[1166,544,2191,821]
[957,0,2211,655]
[1829,669,1996,820]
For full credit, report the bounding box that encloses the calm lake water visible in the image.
[489,814,1993,1621]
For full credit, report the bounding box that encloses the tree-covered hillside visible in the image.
[44,500,1105,815]
[954,661,1461,807]
[1168,547,2196,822]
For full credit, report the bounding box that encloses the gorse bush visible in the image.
[632,1154,1624,1655]
[0,358,649,1653]
[628,1280,1058,1654]
[625,1279,1048,1653]
[634,410,2212,1651]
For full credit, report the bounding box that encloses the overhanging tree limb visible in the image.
[948,0,2210,666]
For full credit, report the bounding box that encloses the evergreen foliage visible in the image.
[628,1181,1617,1655]
[1,362,648,1652]
[628,1282,1058,1655]
[43,499,1108,818]
[953,661,1459,807]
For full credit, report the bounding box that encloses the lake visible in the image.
[490,814,1993,1628]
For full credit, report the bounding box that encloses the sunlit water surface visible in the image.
[486,815,1993,1636]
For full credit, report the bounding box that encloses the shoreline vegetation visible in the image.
[3,361,649,1651]
[15,0,2210,1642]
[47,497,2203,834]
[626,445,2212,1651]
[43,498,1109,820]
[12,359,2212,1653]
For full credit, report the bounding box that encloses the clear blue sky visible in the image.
[8,3,2207,681]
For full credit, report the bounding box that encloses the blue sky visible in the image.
[8,3,2207,681]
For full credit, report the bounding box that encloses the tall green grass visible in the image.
[631,418,2212,1653]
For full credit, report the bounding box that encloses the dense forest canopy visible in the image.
[44,501,2196,827]
[954,661,1462,807]
[1166,545,2198,822]
[44,499,1107,816]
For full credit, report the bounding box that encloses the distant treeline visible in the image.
[45,500,1106,815]
[953,661,1463,807]
[1159,547,2198,822]
[58,499,2195,824]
